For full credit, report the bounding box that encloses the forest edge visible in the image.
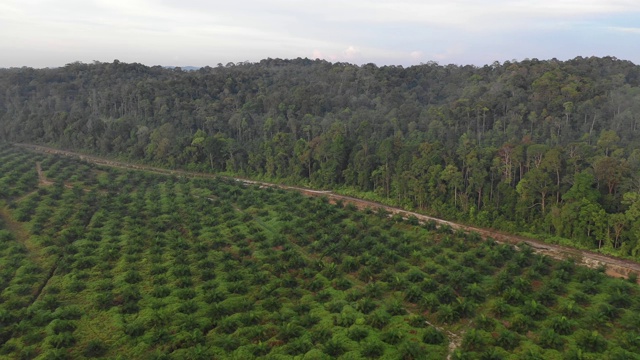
[14,142,640,284]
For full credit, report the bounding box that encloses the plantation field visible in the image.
[0,144,639,360]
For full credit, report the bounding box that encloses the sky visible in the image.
[1,0,640,68]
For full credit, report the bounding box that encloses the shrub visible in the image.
[213,334,240,352]
[250,342,270,357]
[408,314,428,328]
[323,338,346,357]
[521,300,547,320]
[559,300,582,318]
[420,278,438,293]
[285,338,312,355]
[422,327,446,345]
[495,330,519,351]
[419,294,440,312]
[54,306,83,320]
[510,314,533,334]
[334,277,352,291]
[454,298,476,319]
[569,291,590,306]
[277,323,302,341]
[380,328,404,345]
[175,288,196,300]
[41,349,70,360]
[437,304,458,324]
[218,317,240,334]
[550,316,575,335]
[480,347,507,360]
[537,328,563,350]
[361,340,385,358]
[48,319,77,335]
[400,341,428,359]
[608,290,633,309]
[326,300,346,314]
[577,330,607,353]
[203,290,227,304]
[461,329,488,352]
[502,287,523,305]
[475,314,495,331]
[385,300,406,316]
[436,285,457,304]
[367,310,391,329]
[347,326,369,342]
[124,321,145,337]
[580,280,600,295]
[47,332,76,348]
[534,286,557,307]
[314,290,332,303]
[83,339,108,358]
[39,295,60,311]
[178,300,199,314]
[151,286,171,299]
[311,327,332,343]
[464,283,486,303]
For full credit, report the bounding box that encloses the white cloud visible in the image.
[1,0,639,67]
[252,0,640,30]
[432,45,466,62]
[344,46,361,59]
[609,26,640,34]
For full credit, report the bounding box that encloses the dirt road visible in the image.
[15,143,640,282]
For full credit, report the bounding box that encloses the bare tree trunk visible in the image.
[556,169,561,203]
[454,186,457,208]
[588,114,597,145]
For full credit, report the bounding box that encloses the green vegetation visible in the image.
[1,57,640,259]
[0,145,639,359]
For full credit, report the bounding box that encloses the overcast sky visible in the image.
[1,0,639,68]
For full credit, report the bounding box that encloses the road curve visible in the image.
[14,143,640,282]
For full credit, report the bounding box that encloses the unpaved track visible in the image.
[15,143,640,282]
[35,162,53,186]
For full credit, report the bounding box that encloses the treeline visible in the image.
[1,57,640,258]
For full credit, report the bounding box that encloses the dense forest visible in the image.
[1,145,640,359]
[1,57,640,258]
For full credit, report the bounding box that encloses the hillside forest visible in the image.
[1,57,640,258]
